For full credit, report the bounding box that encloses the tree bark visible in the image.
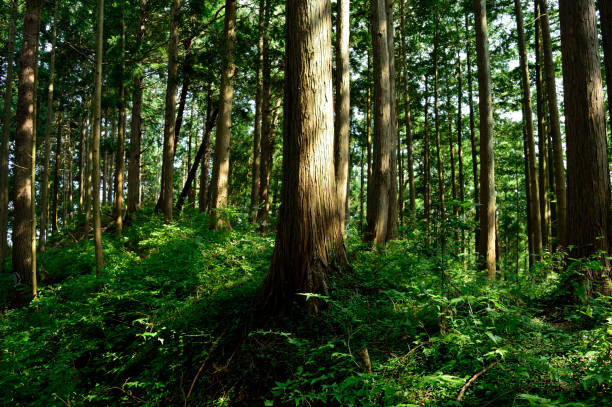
[473,0,496,279]
[209,0,237,230]
[52,114,63,233]
[115,4,126,236]
[386,0,398,241]
[366,0,392,245]
[514,0,543,261]
[538,0,567,247]
[424,78,432,242]
[560,0,612,297]
[159,0,181,222]
[261,0,346,313]
[335,0,350,232]
[433,13,445,241]
[600,0,612,131]
[199,91,213,212]
[466,13,480,255]
[13,0,41,287]
[92,0,105,274]
[0,0,17,270]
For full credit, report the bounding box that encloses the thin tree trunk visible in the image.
[0,0,17,269]
[466,13,480,255]
[78,116,86,210]
[114,5,126,236]
[386,0,398,241]
[209,0,237,230]
[514,0,542,260]
[66,125,74,220]
[434,13,445,242]
[83,112,91,238]
[92,0,105,274]
[473,0,496,279]
[538,0,567,247]
[424,79,432,242]
[335,0,350,232]
[199,90,213,212]
[13,0,41,287]
[261,0,346,313]
[560,0,612,297]
[159,0,181,222]
[127,0,146,214]
[52,114,63,233]
[257,96,282,229]
[449,91,458,219]
[400,0,415,219]
[366,0,392,245]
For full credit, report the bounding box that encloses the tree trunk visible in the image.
[335,0,350,232]
[473,0,496,279]
[199,91,213,212]
[261,0,345,313]
[115,5,126,236]
[257,96,282,229]
[366,0,392,245]
[250,0,266,221]
[92,0,105,274]
[13,0,41,287]
[560,0,612,297]
[466,13,480,255]
[434,13,445,241]
[449,91,458,219]
[0,0,17,270]
[128,0,146,214]
[424,78,432,242]
[52,114,63,233]
[209,0,237,230]
[78,116,86,211]
[386,0,398,241]
[514,0,543,261]
[159,0,181,222]
[400,0,415,219]
[538,0,567,248]
[600,0,612,130]
[39,0,58,253]
[83,113,91,238]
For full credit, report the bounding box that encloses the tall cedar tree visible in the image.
[261,0,346,313]
[560,0,612,297]
[115,4,126,236]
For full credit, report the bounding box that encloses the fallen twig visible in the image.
[456,360,499,403]
[184,329,227,406]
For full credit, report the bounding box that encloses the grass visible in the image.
[1,208,610,406]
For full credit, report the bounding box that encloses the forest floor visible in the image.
[1,208,610,406]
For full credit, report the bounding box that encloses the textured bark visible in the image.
[39,0,58,253]
[448,91,458,219]
[127,0,146,214]
[176,109,218,213]
[433,13,445,235]
[560,0,612,296]
[466,14,480,255]
[261,0,345,313]
[456,27,465,216]
[199,91,213,212]
[385,0,398,241]
[600,0,612,130]
[1,0,18,270]
[12,0,41,286]
[514,0,542,260]
[250,0,266,220]
[209,0,237,230]
[473,0,496,279]
[366,0,392,245]
[114,5,126,236]
[335,0,350,231]
[538,0,567,247]
[92,0,105,274]
[83,113,91,238]
[424,79,432,240]
[159,0,181,222]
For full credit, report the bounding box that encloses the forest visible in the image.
[1,0,611,405]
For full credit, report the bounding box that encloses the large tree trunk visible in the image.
[465,13,480,255]
[159,0,181,222]
[599,0,612,131]
[115,5,126,236]
[128,0,146,214]
[39,0,58,253]
[261,0,345,313]
[250,0,266,221]
[514,0,542,261]
[0,0,18,270]
[13,0,41,287]
[473,0,496,279]
[209,0,237,230]
[560,0,612,297]
[386,0,398,241]
[92,0,105,275]
[538,0,567,248]
[335,0,350,232]
[366,0,392,245]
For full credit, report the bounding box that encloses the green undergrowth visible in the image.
[1,210,610,406]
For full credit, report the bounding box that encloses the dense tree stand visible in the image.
[261,0,347,314]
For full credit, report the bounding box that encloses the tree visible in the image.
[0,0,17,271]
[159,0,181,222]
[114,4,126,236]
[599,0,612,126]
[473,0,496,279]
[92,0,105,275]
[335,0,350,231]
[514,0,542,261]
[261,0,346,313]
[560,0,612,297]
[209,0,237,230]
[13,0,41,289]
